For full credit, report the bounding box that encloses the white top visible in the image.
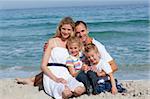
[92,38,113,62]
[96,59,112,74]
[43,47,84,99]
[47,47,72,80]
[66,55,82,72]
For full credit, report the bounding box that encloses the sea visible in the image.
[0,3,149,80]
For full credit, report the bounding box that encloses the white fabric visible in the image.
[92,38,113,63]
[96,59,112,74]
[43,47,84,99]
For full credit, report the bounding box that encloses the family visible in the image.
[16,17,126,99]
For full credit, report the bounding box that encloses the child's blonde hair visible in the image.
[84,43,99,54]
[66,36,82,50]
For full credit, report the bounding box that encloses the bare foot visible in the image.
[15,78,34,85]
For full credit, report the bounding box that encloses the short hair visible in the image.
[66,36,82,49]
[75,20,87,29]
[84,43,99,54]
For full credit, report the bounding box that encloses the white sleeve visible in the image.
[101,60,112,74]
[92,39,113,63]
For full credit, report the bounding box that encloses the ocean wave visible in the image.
[90,30,132,35]
[1,14,60,21]
[87,19,149,26]
[1,22,56,29]
[0,65,39,71]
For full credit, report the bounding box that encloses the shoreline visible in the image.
[0,79,149,99]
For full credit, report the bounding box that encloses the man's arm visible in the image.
[97,60,118,77]
[108,60,118,73]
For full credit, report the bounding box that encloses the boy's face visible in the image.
[86,50,100,65]
[68,43,80,57]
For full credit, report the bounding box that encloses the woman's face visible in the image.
[75,23,88,42]
[60,24,73,39]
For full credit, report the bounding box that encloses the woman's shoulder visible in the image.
[47,37,64,49]
[47,37,59,44]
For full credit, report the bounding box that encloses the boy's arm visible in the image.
[108,73,118,94]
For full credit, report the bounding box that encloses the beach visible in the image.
[0,3,149,99]
[0,79,149,99]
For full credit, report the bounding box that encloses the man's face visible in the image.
[75,23,88,42]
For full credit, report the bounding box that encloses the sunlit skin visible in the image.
[86,50,100,65]
[75,23,89,43]
[60,24,73,40]
[67,43,80,57]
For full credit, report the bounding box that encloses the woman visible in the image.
[42,17,86,99]
[18,17,85,99]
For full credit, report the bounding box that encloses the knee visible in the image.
[74,86,86,96]
[62,88,73,98]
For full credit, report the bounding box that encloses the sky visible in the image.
[0,0,148,9]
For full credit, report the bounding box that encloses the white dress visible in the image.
[43,47,84,99]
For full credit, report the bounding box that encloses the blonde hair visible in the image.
[84,43,99,54]
[54,17,75,38]
[66,36,82,50]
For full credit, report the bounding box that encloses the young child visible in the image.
[66,36,84,77]
[84,43,118,95]
[66,36,99,95]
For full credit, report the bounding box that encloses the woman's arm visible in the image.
[40,39,57,80]
[40,39,66,83]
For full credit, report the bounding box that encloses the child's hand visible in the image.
[111,86,118,95]
[90,66,97,72]
[82,64,89,71]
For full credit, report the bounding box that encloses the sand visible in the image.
[0,79,149,99]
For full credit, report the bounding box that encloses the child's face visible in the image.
[68,43,80,57]
[86,50,100,65]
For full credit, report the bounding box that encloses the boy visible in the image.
[84,43,118,95]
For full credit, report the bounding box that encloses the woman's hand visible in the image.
[111,86,118,94]
[55,78,67,84]
[90,66,97,72]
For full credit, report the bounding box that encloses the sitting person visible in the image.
[83,43,118,95]
[17,17,85,99]
[66,36,83,77]
[65,36,92,95]
[16,20,119,94]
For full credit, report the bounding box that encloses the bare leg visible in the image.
[62,86,73,99]
[15,77,35,85]
[73,86,86,96]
